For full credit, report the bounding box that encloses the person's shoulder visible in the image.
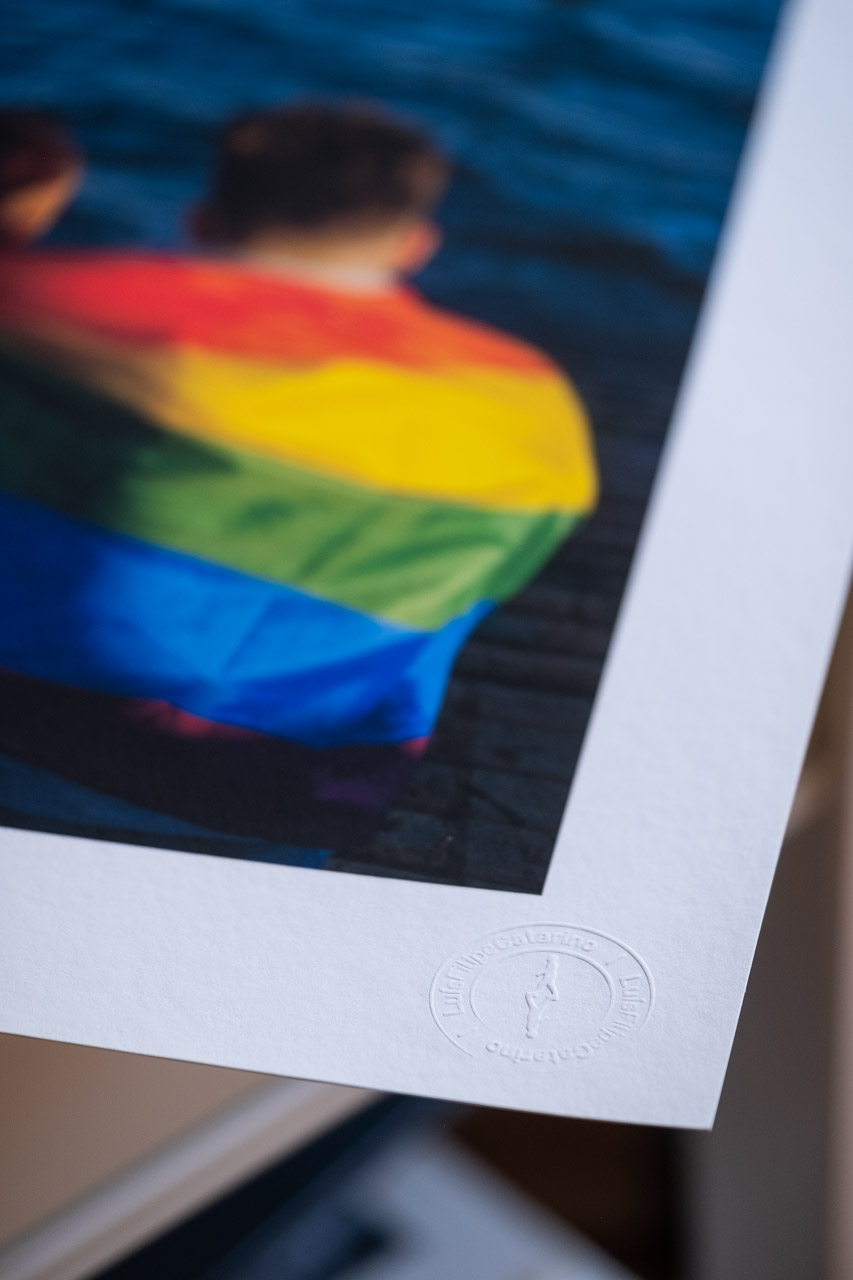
[0,248,189,303]
[0,250,251,338]
[1,247,175,276]
[393,289,557,375]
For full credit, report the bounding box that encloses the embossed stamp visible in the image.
[430,925,652,1066]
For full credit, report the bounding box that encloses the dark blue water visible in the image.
[4,0,781,392]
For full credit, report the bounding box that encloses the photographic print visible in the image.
[1,0,780,893]
[1,0,851,1127]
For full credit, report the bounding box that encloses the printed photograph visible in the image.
[0,0,781,892]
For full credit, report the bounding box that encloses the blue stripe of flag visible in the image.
[0,492,488,748]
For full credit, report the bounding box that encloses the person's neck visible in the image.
[235,248,399,295]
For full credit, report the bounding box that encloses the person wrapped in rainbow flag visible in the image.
[0,103,597,866]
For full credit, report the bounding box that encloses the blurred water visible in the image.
[3,0,781,376]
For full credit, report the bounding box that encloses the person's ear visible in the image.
[395,220,442,274]
[0,165,83,245]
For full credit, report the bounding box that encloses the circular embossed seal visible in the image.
[430,924,652,1066]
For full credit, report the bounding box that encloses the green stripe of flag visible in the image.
[0,347,579,630]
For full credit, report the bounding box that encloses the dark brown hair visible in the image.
[195,101,449,245]
[0,108,81,196]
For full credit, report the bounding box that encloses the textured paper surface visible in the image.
[1,0,852,1125]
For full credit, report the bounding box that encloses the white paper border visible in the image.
[2,0,851,1127]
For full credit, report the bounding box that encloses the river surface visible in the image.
[5,0,781,395]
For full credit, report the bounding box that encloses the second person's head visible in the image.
[192,101,449,278]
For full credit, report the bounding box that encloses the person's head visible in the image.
[0,109,83,247]
[192,102,449,277]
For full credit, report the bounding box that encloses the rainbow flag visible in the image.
[0,252,597,862]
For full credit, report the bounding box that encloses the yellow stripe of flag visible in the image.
[3,321,598,513]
